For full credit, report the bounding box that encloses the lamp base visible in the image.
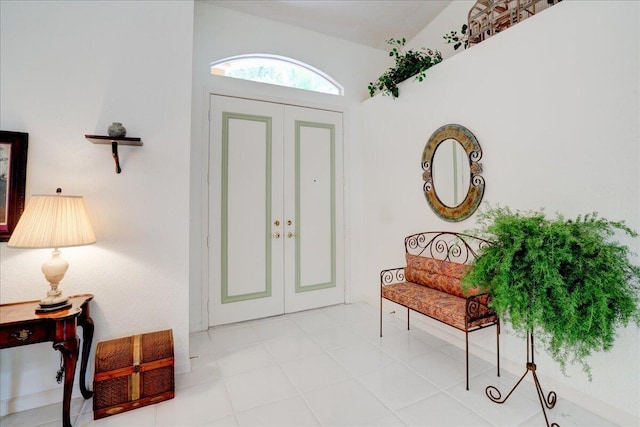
[36,297,72,314]
[36,249,72,313]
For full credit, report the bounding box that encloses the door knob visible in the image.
[287,220,293,226]
[274,220,280,226]
[287,232,295,238]
[273,232,281,239]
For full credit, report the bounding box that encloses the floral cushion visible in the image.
[381,282,496,331]
[404,254,481,297]
[406,254,469,279]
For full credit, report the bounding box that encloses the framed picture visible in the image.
[0,131,29,242]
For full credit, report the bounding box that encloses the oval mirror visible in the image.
[422,124,484,222]
[432,138,470,208]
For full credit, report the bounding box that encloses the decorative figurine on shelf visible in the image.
[107,122,126,138]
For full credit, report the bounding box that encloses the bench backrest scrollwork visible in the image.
[404,231,490,265]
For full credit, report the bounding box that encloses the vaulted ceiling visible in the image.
[203,1,453,50]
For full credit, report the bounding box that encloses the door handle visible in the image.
[287,232,295,238]
[273,232,281,239]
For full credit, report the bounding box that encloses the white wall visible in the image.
[358,1,639,424]
[189,2,391,331]
[0,0,194,415]
[2,0,636,421]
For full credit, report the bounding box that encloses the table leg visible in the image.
[54,336,79,427]
[78,314,94,398]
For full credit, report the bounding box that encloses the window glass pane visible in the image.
[211,55,342,96]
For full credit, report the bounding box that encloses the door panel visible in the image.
[223,114,272,301]
[297,123,334,289]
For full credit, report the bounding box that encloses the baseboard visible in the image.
[365,295,640,426]
[1,386,69,417]
[189,320,205,333]
[2,362,191,418]
[175,360,191,375]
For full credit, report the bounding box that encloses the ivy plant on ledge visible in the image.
[368,38,442,99]
[462,206,640,378]
[443,24,468,51]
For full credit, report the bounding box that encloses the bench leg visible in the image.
[407,307,410,330]
[465,331,470,391]
[380,296,383,337]
[496,320,501,377]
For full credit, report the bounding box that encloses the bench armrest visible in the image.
[465,292,496,322]
[380,267,405,287]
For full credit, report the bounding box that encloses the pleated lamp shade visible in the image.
[8,193,96,312]
[8,194,96,249]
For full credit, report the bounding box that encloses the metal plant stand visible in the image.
[485,331,559,427]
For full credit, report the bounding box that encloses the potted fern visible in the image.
[463,206,640,376]
[461,206,640,423]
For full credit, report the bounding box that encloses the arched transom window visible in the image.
[211,54,343,96]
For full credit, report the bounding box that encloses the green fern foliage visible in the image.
[462,206,640,378]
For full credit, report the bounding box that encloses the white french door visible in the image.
[208,95,344,326]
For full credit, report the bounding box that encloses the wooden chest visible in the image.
[93,329,174,419]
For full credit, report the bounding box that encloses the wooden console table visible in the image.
[0,294,94,427]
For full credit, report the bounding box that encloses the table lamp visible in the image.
[7,188,96,313]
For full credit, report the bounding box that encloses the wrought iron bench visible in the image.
[380,231,500,390]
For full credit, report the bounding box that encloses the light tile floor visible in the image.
[1,303,619,426]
